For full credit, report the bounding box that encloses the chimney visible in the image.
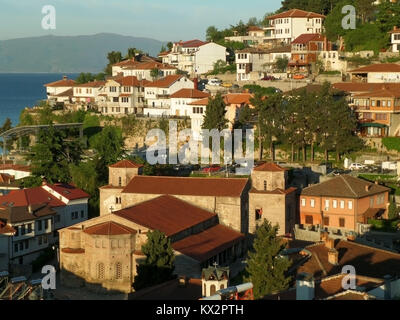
[63,75,68,80]
[193,77,199,90]
[328,248,339,265]
[384,275,392,300]
[296,273,315,300]
[325,238,335,249]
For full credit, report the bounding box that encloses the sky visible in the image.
[0,0,282,42]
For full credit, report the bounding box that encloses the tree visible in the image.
[150,68,161,80]
[245,220,292,299]
[0,118,14,151]
[90,126,125,166]
[355,0,376,24]
[275,57,289,73]
[202,93,228,131]
[133,230,175,291]
[104,51,122,75]
[167,42,173,51]
[206,26,220,42]
[27,127,83,184]
[323,0,354,41]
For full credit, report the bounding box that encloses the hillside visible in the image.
[0,33,165,73]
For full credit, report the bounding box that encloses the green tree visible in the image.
[244,220,292,299]
[104,51,123,75]
[90,126,125,166]
[324,0,354,41]
[275,57,289,73]
[27,127,83,184]
[150,68,161,80]
[133,230,175,290]
[202,93,228,131]
[355,0,376,23]
[0,118,13,151]
[167,42,173,51]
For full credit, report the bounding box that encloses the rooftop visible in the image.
[170,89,210,99]
[349,63,400,73]
[113,195,217,237]
[122,175,249,198]
[292,33,325,45]
[144,74,185,88]
[0,204,56,223]
[44,77,76,87]
[84,221,137,236]
[301,175,390,198]
[253,162,287,172]
[109,160,144,169]
[44,183,90,201]
[354,86,400,98]
[268,9,325,20]
[333,82,400,93]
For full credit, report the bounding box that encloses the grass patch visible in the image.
[382,137,400,152]
[368,219,400,233]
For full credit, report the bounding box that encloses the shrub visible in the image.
[382,137,400,152]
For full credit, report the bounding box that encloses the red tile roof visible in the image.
[158,51,171,57]
[170,89,210,99]
[301,175,389,198]
[114,76,151,87]
[172,224,245,262]
[45,184,90,201]
[332,82,400,93]
[44,78,76,87]
[54,88,74,97]
[74,80,106,88]
[354,86,400,98]
[109,160,144,169]
[254,162,287,172]
[349,63,400,73]
[224,93,253,105]
[0,164,31,173]
[123,61,176,71]
[248,26,264,32]
[113,195,216,237]
[292,33,325,44]
[144,75,185,88]
[0,187,65,208]
[178,40,208,48]
[122,176,249,197]
[84,221,137,236]
[188,97,209,106]
[112,58,138,67]
[268,9,325,19]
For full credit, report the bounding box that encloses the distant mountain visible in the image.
[0,33,166,73]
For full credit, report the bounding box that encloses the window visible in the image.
[301,199,306,207]
[310,199,315,208]
[24,240,29,250]
[15,226,19,237]
[38,237,42,245]
[305,215,313,225]
[323,217,329,226]
[81,210,84,218]
[333,200,338,209]
[37,220,42,231]
[113,97,119,103]
[55,215,61,223]
[19,242,23,251]
[110,87,117,92]
[255,209,263,221]
[115,263,122,279]
[118,177,122,187]
[21,225,26,235]
[27,224,32,233]
[45,219,49,229]
[348,201,353,210]
[340,201,345,209]
[97,263,105,280]
[325,200,330,210]
[210,285,216,296]
[264,181,267,191]
[339,218,345,228]
[14,243,18,253]
[370,197,374,207]
[43,235,48,244]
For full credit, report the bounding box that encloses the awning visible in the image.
[359,123,388,128]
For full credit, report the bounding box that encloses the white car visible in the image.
[208,78,222,86]
[349,163,365,171]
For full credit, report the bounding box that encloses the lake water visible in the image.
[0,73,78,127]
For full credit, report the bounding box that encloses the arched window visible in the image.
[97,263,105,279]
[220,284,225,290]
[210,284,216,296]
[118,177,122,187]
[115,262,122,279]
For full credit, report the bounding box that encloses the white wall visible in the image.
[195,43,227,75]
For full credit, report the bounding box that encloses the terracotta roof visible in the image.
[0,204,56,223]
[172,224,245,262]
[113,195,217,237]
[268,9,325,19]
[158,51,171,57]
[332,82,400,93]
[388,27,400,34]
[122,176,249,198]
[74,80,106,88]
[114,76,151,87]
[112,58,137,67]
[122,61,176,71]
[109,160,144,169]
[129,278,202,300]
[224,93,253,105]
[178,40,208,48]
[0,164,31,173]
[354,86,400,98]
[248,26,264,32]
[45,184,90,201]
[44,78,76,87]
[253,162,287,172]
[301,175,390,198]
[84,221,137,236]
[0,187,65,208]
[188,97,209,106]
[326,290,374,300]
[349,63,400,73]
[292,33,325,44]
[144,74,186,88]
[170,89,210,99]
[298,240,400,279]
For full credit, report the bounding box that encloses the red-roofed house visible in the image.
[349,63,400,83]
[44,76,76,103]
[143,75,195,116]
[265,9,325,44]
[0,183,89,268]
[120,61,177,79]
[170,89,210,118]
[159,40,227,75]
[72,80,106,110]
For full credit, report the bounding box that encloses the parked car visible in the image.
[261,75,276,81]
[349,163,365,171]
[202,165,222,173]
[208,78,222,86]
[222,82,233,88]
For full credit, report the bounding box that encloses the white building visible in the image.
[143,75,195,117]
[389,26,400,53]
[170,89,210,117]
[0,164,31,180]
[265,9,325,45]
[44,76,76,104]
[120,61,177,80]
[72,80,106,110]
[225,26,267,48]
[0,184,89,268]
[236,46,291,81]
[349,64,400,83]
[159,40,227,75]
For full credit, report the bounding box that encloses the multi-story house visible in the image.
[288,33,332,76]
[159,40,227,75]
[235,46,291,81]
[349,63,400,83]
[352,86,400,137]
[72,80,106,110]
[170,88,210,117]
[44,76,75,104]
[225,26,267,47]
[119,61,177,80]
[265,9,325,45]
[111,55,160,77]
[300,175,390,234]
[389,26,400,53]
[143,75,195,117]
[98,76,151,115]
[0,183,89,268]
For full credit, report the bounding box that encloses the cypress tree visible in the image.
[245,220,292,299]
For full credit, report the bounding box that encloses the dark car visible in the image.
[261,75,276,81]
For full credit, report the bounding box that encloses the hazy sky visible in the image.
[0,0,281,41]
